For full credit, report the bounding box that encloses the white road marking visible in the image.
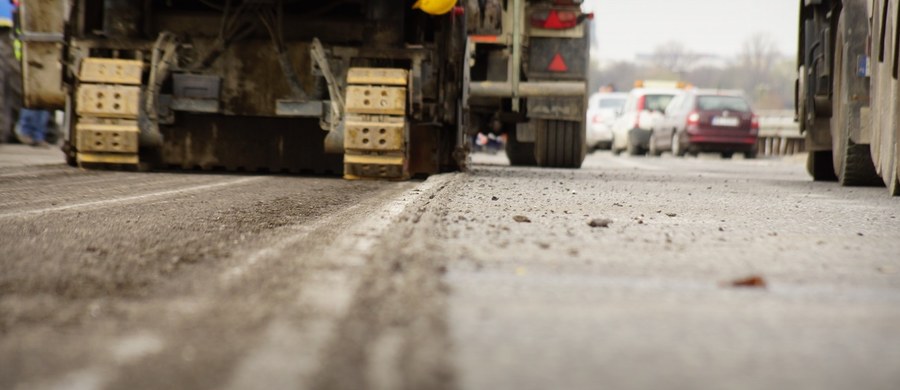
[0,177,263,219]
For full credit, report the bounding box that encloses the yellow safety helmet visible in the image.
[412,0,456,16]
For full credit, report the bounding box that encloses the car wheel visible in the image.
[721,151,734,159]
[744,149,758,159]
[648,133,661,157]
[626,132,641,156]
[672,132,685,157]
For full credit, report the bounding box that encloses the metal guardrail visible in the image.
[756,110,804,156]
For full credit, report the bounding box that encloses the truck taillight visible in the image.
[531,9,579,29]
[687,112,700,126]
[751,114,759,130]
[592,115,603,124]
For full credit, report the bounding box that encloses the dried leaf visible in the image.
[726,275,767,289]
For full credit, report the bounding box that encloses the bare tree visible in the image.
[737,33,781,77]
[735,33,788,108]
[648,41,701,74]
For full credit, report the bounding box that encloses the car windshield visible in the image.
[697,96,750,112]
[644,94,674,111]
[598,97,626,109]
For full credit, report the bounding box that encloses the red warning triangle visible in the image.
[548,53,568,72]
[544,10,565,29]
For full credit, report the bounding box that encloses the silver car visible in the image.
[586,92,627,150]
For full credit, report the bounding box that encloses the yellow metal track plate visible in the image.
[345,120,406,152]
[79,58,143,85]
[76,122,139,153]
[77,152,139,165]
[346,68,408,86]
[77,84,141,118]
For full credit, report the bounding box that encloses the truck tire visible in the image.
[807,150,838,181]
[505,128,537,166]
[831,11,883,186]
[891,163,900,196]
[534,119,585,168]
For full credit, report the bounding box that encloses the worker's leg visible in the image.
[17,109,49,145]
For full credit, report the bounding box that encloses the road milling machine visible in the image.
[17,0,590,178]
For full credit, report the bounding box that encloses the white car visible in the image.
[610,86,682,155]
[586,92,627,150]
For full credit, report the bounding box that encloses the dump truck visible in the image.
[797,0,900,195]
[17,0,590,178]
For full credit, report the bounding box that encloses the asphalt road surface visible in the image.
[1,146,898,390]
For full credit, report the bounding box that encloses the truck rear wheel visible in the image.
[534,119,585,168]
[807,150,838,181]
[831,12,883,186]
[891,167,900,196]
[505,127,536,166]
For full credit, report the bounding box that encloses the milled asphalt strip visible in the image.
[30,175,458,390]
[220,173,457,284]
[0,177,264,219]
[222,173,459,390]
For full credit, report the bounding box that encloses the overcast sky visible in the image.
[582,0,799,62]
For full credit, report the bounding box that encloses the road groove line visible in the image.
[0,177,263,219]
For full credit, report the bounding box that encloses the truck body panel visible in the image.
[796,0,900,193]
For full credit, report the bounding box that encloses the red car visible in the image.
[649,89,759,159]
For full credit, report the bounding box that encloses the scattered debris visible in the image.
[857,232,864,236]
[513,215,531,223]
[588,218,612,228]
[725,275,767,289]
[491,196,499,201]
[665,213,677,217]
[718,227,725,232]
